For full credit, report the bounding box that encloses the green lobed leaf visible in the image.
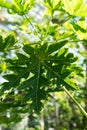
[0,35,16,52]
[71,23,86,33]
[1,74,20,92]
[23,44,34,56]
[16,53,30,65]
[46,40,68,55]
[23,0,35,13]
[11,0,23,12]
[0,35,4,51]
[0,0,12,9]
[4,35,16,49]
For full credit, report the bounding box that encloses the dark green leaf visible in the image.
[71,23,86,33]
[23,45,34,56]
[4,35,15,49]
[46,40,67,55]
[0,35,4,51]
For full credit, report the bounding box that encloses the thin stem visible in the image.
[62,86,87,118]
[24,14,42,41]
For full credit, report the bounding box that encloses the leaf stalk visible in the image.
[62,86,87,118]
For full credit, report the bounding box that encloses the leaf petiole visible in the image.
[62,86,87,118]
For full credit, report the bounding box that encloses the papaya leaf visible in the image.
[46,40,68,55]
[4,35,16,49]
[0,35,4,51]
[11,0,23,13]
[23,0,35,13]
[0,35,16,52]
[71,23,86,33]
[23,44,34,56]
[0,0,12,9]
[1,74,20,92]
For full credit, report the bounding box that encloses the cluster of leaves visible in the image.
[0,0,87,125]
[0,36,79,113]
[0,0,35,15]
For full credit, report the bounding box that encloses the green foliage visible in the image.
[0,0,35,15]
[63,0,87,16]
[0,40,79,113]
[0,34,15,52]
[0,0,87,126]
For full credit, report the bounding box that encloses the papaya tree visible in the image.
[0,0,87,127]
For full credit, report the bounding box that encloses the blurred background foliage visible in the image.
[0,0,87,130]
